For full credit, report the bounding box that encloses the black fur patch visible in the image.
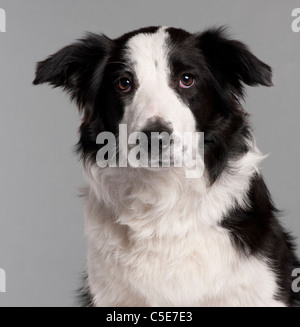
[166,26,263,183]
[221,173,300,306]
[34,26,160,164]
[77,275,94,307]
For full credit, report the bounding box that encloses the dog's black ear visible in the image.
[33,33,113,109]
[198,27,273,97]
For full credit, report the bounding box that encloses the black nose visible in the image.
[141,119,173,155]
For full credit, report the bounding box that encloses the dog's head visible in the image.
[33,26,272,183]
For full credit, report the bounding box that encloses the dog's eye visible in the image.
[117,77,132,93]
[179,74,194,88]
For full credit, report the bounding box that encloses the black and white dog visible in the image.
[34,26,299,306]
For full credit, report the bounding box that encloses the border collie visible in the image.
[33,26,300,306]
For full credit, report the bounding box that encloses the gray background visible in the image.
[0,0,299,307]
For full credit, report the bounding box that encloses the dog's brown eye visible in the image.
[180,74,194,88]
[117,77,132,93]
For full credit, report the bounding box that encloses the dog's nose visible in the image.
[141,119,173,155]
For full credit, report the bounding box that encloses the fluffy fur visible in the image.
[33,26,300,306]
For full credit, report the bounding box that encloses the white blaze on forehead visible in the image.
[124,27,170,88]
[121,27,196,135]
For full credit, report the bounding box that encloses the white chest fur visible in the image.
[83,153,284,307]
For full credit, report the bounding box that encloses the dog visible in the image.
[33,26,300,306]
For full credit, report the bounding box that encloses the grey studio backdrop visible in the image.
[0,0,299,307]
